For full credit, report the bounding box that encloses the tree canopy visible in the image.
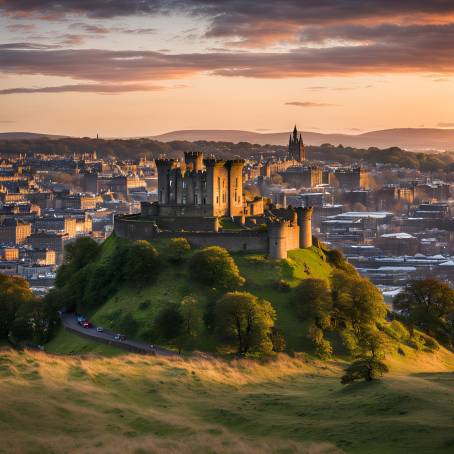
[215,291,276,355]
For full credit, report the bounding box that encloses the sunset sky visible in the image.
[1,0,454,137]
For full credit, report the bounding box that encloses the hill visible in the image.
[49,234,335,355]
[0,347,453,453]
[151,128,454,151]
[0,132,67,140]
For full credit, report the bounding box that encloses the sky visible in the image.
[1,0,454,137]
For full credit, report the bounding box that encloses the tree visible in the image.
[62,237,100,270]
[331,270,387,335]
[168,237,191,263]
[341,327,390,384]
[154,305,184,342]
[126,240,160,285]
[215,291,276,355]
[189,246,245,289]
[179,296,203,339]
[0,275,35,339]
[11,298,57,344]
[294,278,332,329]
[341,358,389,384]
[394,278,454,345]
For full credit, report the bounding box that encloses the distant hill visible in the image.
[0,132,67,140]
[151,128,454,151]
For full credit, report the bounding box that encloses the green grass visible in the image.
[0,348,453,453]
[45,329,124,357]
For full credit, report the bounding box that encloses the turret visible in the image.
[155,157,176,205]
[268,220,288,260]
[184,151,204,172]
[297,206,313,248]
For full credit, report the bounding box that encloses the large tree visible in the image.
[331,270,387,334]
[189,246,245,289]
[394,278,454,345]
[215,291,275,355]
[0,275,35,339]
[294,278,332,329]
[126,240,160,285]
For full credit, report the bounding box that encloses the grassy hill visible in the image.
[0,347,453,453]
[50,234,336,355]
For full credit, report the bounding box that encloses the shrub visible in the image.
[189,246,245,289]
[270,328,286,352]
[168,237,191,263]
[308,325,333,359]
[341,358,389,384]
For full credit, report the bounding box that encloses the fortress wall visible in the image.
[183,231,268,252]
[114,215,157,241]
[114,215,268,252]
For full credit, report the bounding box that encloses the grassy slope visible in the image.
[46,329,124,357]
[0,347,453,454]
[69,236,334,354]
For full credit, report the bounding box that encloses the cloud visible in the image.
[0,83,172,95]
[285,101,338,107]
[437,122,454,127]
[7,23,36,32]
[3,40,454,86]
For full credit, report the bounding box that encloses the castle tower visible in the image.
[155,157,175,205]
[296,206,313,248]
[226,159,245,218]
[288,125,306,162]
[268,220,288,260]
[184,151,204,172]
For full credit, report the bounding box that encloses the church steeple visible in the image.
[288,125,306,162]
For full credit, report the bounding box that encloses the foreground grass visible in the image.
[0,347,453,454]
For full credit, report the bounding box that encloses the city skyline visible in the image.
[1,1,454,137]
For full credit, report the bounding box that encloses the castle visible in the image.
[114,151,313,259]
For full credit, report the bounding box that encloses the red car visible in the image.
[82,321,93,329]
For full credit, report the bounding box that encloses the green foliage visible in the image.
[215,291,276,355]
[125,240,160,285]
[394,278,454,347]
[154,305,184,342]
[189,246,245,289]
[341,358,389,384]
[270,328,286,352]
[324,249,359,275]
[308,326,333,359]
[179,296,203,339]
[0,275,36,339]
[331,270,388,333]
[167,237,191,263]
[294,278,332,329]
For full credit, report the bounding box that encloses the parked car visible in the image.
[77,315,86,324]
[96,327,104,333]
[114,334,121,340]
[82,321,93,329]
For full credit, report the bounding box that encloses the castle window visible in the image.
[235,177,238,188]
[194,194,198,204]
[203,197,206,205]
[216,196,219,204]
